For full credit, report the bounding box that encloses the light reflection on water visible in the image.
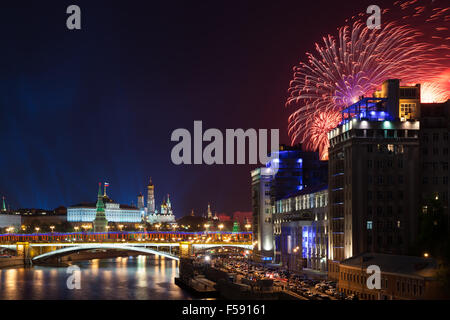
[0,255,193,300]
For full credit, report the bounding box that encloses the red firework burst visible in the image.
[308,111,341,161]
[286,0,450,160]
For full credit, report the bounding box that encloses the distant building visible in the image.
[217,213,231,222]
[251,144,327,262]
[68,183,141,223]
[251,167,274,260]
[273,185,329,272]
[232,211,252,226]
[139,179,175,224]
[147,194,176,224]
[0,214,21,229]
[207,203,212,219]
[337,253,446,300]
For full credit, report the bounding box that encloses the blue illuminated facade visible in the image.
[273,186,329,272]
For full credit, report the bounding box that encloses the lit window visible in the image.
[367,221,373,230]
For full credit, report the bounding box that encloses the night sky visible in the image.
[0,0,392,217]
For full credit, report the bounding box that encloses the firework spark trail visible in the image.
[286,0,450,160]
[420,82,450,103]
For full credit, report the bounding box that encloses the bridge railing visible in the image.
[0,231,252,243]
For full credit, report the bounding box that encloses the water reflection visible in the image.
[0,255,193,300]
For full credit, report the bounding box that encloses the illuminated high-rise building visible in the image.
[327,79,421,279]
[251,167,274,260]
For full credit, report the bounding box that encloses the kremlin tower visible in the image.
[137,193,145,209]
[147,178,155,215]
[93,183,108,232]
[207,203,212,219]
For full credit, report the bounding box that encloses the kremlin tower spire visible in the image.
[1,196,6,212]
[93,182,108,232]
[137,192,145,209]
[147,177,155,215]
[207,203,212,219]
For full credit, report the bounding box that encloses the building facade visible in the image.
[68,183,141,223]
[139,179,175,224]
[273,186,329,272]
[0,214,22,229]
[146,194,176,224]
[328,80,422,279]
[251,144,328,262]
[251,167,274,260]
[419,101,449,218]
[338,253,445,300]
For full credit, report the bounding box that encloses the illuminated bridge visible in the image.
[0,231,253,262]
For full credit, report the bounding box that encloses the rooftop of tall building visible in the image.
[341,252,438,279]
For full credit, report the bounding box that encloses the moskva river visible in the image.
[0,255,193,300]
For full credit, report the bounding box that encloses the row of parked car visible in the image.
[214,259,360,300]
[286,279,358,300]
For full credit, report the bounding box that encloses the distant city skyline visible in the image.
[0,0,403,217]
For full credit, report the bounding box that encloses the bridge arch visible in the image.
[32,244,179,262]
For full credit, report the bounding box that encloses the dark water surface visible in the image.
[0,255,193,300]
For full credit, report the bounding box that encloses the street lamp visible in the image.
[118,224,124,232]
[35,227,40,233]
[50,226,55,233]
